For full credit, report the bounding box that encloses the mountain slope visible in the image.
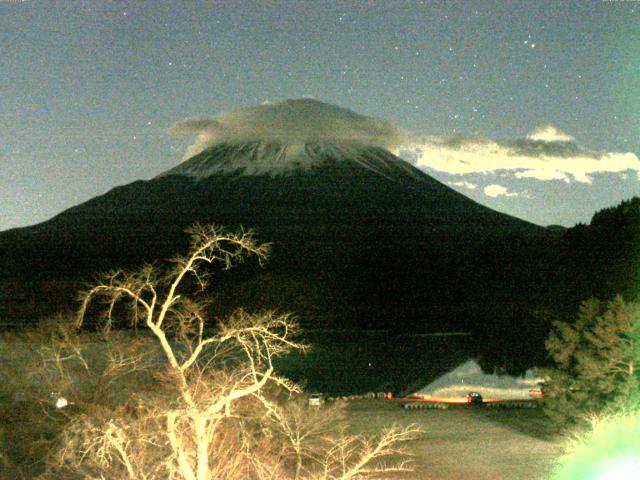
[0,141,550,330]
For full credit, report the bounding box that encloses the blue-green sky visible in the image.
[1,0,638,230]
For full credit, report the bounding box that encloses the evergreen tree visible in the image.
[539,295,640,427]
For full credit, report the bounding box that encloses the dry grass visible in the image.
[1,386,565,480]
[343,400,565,480]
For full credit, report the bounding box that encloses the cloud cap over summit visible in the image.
[170,98,411,161]
[169,98,640,188]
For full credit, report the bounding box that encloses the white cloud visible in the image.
[484,184,519,198]
[449,181,478,190]
[170,98,410,161]
[526,125,575,142]
[514,169,570,182]
[400,127,640,184]
[168,118,220,161]
[169,101,640,185]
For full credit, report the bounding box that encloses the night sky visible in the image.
[1,0,638,231]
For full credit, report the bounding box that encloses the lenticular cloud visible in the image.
[169,98,411,161]
[169,100,640,183]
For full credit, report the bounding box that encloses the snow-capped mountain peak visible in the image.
[158,141,424,181]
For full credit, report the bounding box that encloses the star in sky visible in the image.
[0,0,637,231]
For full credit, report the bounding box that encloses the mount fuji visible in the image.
[0,100,553,331]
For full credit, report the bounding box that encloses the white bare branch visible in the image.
[28,224,421,480]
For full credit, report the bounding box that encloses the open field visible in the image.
[343,400,565,480]
[0,395,566,480]
[0,331,565,478]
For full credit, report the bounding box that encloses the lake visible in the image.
[275,330,474,396]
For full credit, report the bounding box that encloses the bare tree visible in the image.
[264,399,421,480]
[265,398,347,479]
[73,224,303,480]
[35,224,421,480]
[316,424,421,480]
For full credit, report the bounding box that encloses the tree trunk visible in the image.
[194,416,210,480]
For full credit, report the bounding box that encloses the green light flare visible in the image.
[550,410,640,480]
[596,458,640,480]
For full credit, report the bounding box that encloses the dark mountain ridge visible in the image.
[7,140,637,373]
[1,141,553,339]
